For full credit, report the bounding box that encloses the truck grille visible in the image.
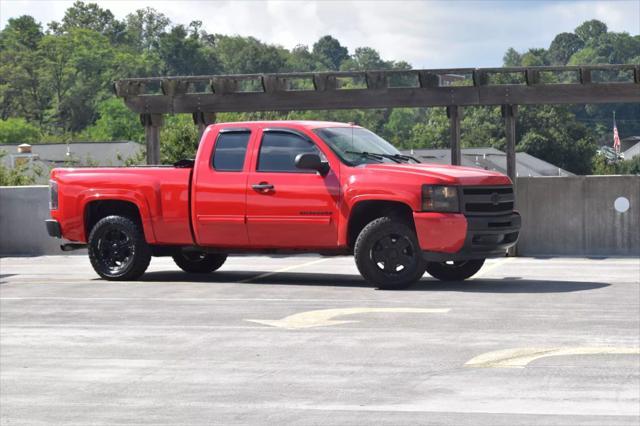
[461,186,514,216]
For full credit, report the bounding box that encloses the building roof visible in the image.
[622,141,640,160]
[402,147,574,177]
[0,141,142,168]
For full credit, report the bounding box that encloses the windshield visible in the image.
[313,126,406,166]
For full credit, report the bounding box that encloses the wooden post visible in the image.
[140,113,163,165]
[447,105,461,165]
[192,112,216,138]
[502,105,518,184]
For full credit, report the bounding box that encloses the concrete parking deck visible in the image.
[1,255,639,425]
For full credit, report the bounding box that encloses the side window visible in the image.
[212,131,251,172]
[257,131,321,173]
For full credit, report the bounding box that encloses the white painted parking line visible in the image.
[472,257,514,279]
[465,346,640,368]
[237,257,331,283]
[246,307,450,329]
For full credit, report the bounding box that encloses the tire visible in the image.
[88,215,151,281]
[172,251,227,273]
[354,216,426,290]
[425,259,485,281]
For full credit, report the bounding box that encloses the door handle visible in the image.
[252,182,274,192]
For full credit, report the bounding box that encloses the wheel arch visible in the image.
[84,199,154,243]
[346,199,415,248]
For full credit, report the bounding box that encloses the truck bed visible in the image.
[50,166,193,245]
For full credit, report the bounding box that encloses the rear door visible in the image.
[192,128,253,247]
[245,128,340,248]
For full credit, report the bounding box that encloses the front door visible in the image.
[246,129,340,248]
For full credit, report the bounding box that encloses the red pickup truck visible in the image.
[46,121,520,289]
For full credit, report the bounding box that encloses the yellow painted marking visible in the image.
[238,258,329,283]
[472,257,514,279]
[246,307,450,329]
[465,346,640,368]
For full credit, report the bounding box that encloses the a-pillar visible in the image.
[140,113,164,165]
[447,105,462,165]
[193,112,216,138]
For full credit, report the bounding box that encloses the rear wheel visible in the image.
[172,251,227,273]
[354,216,426,290]
[425,259,485,281]
[88,215,151,281]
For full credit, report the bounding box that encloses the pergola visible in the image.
[114,64,640,183]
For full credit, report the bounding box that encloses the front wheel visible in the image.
[172,251,227,273]
[425,259,485,281]
[354,216,426,290]
[88,215,151,281]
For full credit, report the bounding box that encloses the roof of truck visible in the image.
[211,120,355,129]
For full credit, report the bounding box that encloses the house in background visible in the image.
[402,147,574,177]
[0,141,143,183]
[621,136,640,160]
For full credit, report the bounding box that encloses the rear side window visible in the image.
[212,131,250,171]
[257,131,321,173]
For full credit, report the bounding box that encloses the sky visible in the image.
[1,0,639,68]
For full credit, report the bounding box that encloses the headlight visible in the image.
[49,180,58,210]
[422,185,459,212]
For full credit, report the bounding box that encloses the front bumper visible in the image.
[45,219,62,238]
[421,212,521,262]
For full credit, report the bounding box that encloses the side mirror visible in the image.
[295,153,330,176]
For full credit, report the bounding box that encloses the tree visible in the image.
[81,98,143,142]
[0,118,41,144]
[312,35,349,70]
[50,1,126,44]
[502,48,522,66]
[0,16,47,123]
[548,32,584,65]
[575,20,608,43]
[160,115,200,164]
[213,35,287,74]
[38,29,115,133]
[157,24,219,75]
[123,7,170,52]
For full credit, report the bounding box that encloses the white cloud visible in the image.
[1,0,638,68]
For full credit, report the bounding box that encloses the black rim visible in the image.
[370,233,417,275]
[96,227,135,275]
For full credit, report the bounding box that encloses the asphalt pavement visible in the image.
[1,255,639,425]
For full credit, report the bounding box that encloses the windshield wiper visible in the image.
[345,151,402,163]
[390,153,421,163]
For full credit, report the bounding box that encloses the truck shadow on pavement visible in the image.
[140,271,609,293]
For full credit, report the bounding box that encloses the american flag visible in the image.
[613,115,621,154]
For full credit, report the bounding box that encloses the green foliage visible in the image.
[160,115,200,164]
[80,98,144,142]
[0,150,37,185]
[592,154,640,175]
[0,118,40,143]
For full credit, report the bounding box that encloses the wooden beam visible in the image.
[192,112,216,137]
[121,83,640,114]
[447,106,462,166]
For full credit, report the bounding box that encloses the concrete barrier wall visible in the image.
[516,176,639,256]
[0,186,65,256]
[1,176,638,256]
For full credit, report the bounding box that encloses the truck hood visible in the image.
[359,163,511,185]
